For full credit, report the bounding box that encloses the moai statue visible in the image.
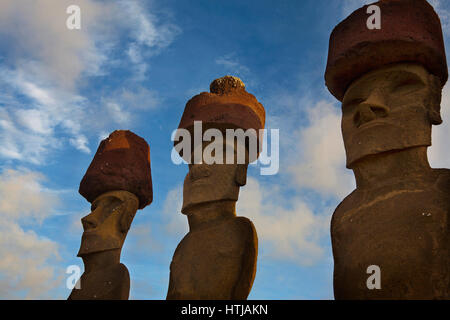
[167,76,265,299]
[68,130,153,300]
[325,0,449,299]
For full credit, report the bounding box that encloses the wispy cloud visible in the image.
[0,0,179,165]
[0,168,61,299]
[162,185,188,237]
[287,100,354,199]
[239,178,331,266]
[117,0,181,81]
[215,53,251,78]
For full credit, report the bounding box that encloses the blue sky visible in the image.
[0,0,450,299]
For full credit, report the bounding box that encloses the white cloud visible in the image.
[0,69,90,162]
[287,100,355,199]
[15,109,53,135]
[117,0,181,80]
[100,86,161,128]
[118,0,180,49]
[118,87,161,111]
[0,0,107,90]
[0,169,59,222]
[162,185,188,237]
[0,0,178,164]
[69,135,91,154]
[105,102,131,125]
[238,178,330,266]
[0,169,61,299]
[215,53,251,78]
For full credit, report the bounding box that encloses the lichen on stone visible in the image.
[210,75,245,94]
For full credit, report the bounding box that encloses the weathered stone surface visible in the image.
[69,190,139,300]
[79,130,152,209]
[341,63,442,168]
[167,202,258,299]
[176,76,265,163]
[68,260,130,300]
[332,165,450,299]
[178,75,265,132]
[210,75,246,94]
[167,79,261,300]
[327,0,450,299]
[325,0,447,101]
[167,148,258,300]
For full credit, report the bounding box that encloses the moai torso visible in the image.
[332,169,450,299]
[167,216,257,300]
[68,264,130,300]
[324,0,449,299]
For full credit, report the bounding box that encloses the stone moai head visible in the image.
[325,0,448,169]
[181,141,249,214]
[77,130,153,256]
[78,190,139,256]
[175,75,265,214]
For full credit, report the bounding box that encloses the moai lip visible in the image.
[325,0,450,299]
[167,76,264,300]
[79,130,153,209]
[70,131,152,300]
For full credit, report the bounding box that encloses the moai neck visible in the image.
[186,201,237,231]
[351,146,433,190]
[81,249,122,274]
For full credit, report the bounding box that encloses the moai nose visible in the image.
[81,214,98,231]
[354,90,389,127]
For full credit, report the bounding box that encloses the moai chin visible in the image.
[68,130,153,300]
[166,75,265,299]
[325,0,450,299]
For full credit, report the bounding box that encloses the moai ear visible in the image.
[119,200,137,234]
[427,73,443,125]
[235,164,248,187]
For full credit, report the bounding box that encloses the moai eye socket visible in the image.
[390,77,425,95]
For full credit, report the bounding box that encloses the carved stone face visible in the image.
[341,63,442,168]
[181,157,247,214]
[182,161,247,214]
[77,190,139,256]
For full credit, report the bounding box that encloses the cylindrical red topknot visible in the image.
[79,130,153,209]
[325,0,448,101]
[176,75,266,162]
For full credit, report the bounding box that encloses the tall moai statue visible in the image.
[325,0,449,299]
[167,76,265,299]
[68,130,153,300]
